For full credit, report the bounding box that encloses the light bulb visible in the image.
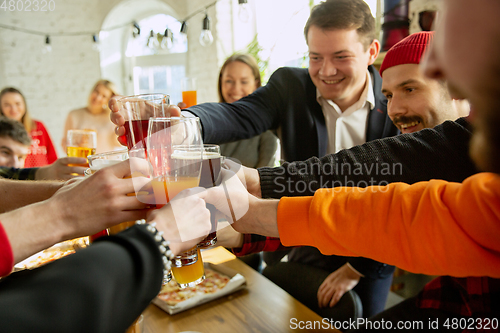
[92,34,100,52]
[179,21,188,44]
[177,32,188,45]
[132,21,141,38]
[238,0,252,23]
[199,30,214,47]
[42,35,52,54]
[147,30,159,50]
[160,28,174,50]
[161,37,174,50]
[199,15,214,47]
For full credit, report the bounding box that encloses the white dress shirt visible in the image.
[317,71,375,154]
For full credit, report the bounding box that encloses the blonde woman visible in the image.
[63,80,121,153]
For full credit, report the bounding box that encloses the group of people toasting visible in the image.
[1,0,499,331]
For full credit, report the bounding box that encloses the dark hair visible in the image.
[304,0,376,50]
[0,87,33,133]
[217,54,262,103]
[0,116,32,146]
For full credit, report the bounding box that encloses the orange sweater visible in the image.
[277,172,500,278]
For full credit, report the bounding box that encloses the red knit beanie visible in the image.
[379,31,434,76]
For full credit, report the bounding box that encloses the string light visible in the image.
[161,27,174,50]
[132,21,141,38]
[199,14,214,47]
[41,35,52,54]
[178,21,188,44]
[92,34,101,52]
[0,0,251,49]
[147,30,159,50]
[238,0,252,23]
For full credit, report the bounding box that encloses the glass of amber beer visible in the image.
[197,144,223,248]
[66,129,97,167]
[147,117,206,288]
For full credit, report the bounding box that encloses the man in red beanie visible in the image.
[380,31,469,134]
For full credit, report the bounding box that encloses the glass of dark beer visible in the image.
[117,94,170,151]
[197,144,223,248]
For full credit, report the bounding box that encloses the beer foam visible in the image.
[202,151,221,159]
[90,159,123,170]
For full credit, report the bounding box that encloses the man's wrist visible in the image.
[34,167,45,180]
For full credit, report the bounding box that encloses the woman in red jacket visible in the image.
[0,87,58,167]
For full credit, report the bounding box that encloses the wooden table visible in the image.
[143,248,339,332]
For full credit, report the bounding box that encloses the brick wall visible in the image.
[0,1,108,156]
[0,0,242,156]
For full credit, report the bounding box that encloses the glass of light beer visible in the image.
[147,117,206,288]
[197,144,223,248]
[85,148,131,242]
[87,148,129,174]
[117,94,170,150]
[66,129,97,167]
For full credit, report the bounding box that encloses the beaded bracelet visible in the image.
[135,219,174,276]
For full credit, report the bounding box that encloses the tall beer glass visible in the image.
[86,148,130,242]
[87,148,129,175]
[197,144,223,248]
[117,94,170,150]
[147,117,206,288]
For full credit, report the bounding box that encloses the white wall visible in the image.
[0,0,242,156]
[0,1,112,156]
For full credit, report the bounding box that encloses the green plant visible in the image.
[242,35,270,83]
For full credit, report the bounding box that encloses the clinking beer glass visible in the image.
[85,148,133,241]
[197,144,223,248]
[117,94,170,150]
[147,117,206,288]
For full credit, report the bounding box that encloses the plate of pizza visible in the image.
[13,237,89,271]
[153,263,246,314]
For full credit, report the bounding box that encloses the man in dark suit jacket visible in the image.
[184,0,398,318]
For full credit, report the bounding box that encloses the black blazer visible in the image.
[189,65,398,162]
[0,226,163,333]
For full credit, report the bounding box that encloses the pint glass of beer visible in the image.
[85,148,131,242]
[197,144,223,248]
[117,94,170,150]
[87,148,129,175]
[170,247,205,288]
[147,117,206,288]
[66,129,97,167]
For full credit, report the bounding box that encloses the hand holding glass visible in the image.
[147,117,206,288]
[117,94,170,150]
[197,144,223,248]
